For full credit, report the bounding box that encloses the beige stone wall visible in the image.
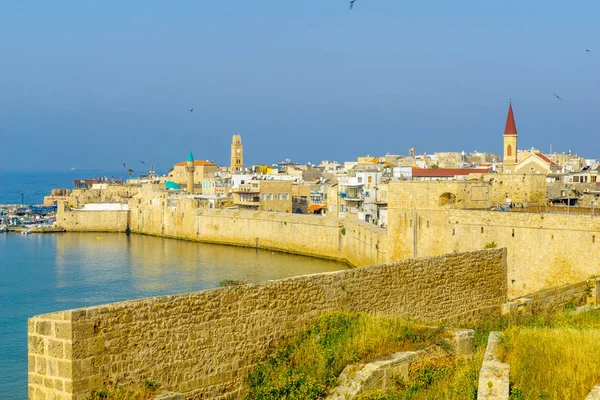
[68,185,141,208]
[387,174,546,211]
[57,204,129,233]
[387,206,600,298]
[29,249,507,400]
[28,312,74,400]
[129,197,388,267]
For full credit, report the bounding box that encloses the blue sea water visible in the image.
[0,173,348,398]
[0,170,126,205]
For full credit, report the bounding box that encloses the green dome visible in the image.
[165,181,181,190]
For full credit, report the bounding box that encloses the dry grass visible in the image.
[501,327,600,400]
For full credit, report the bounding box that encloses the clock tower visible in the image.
[230,134,243,172]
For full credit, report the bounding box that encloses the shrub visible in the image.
[484,241,498,249]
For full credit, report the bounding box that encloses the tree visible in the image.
[127,168,134,177]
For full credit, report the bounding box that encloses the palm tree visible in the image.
[127,168,134,177]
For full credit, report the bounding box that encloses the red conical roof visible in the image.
[504,103,517,135]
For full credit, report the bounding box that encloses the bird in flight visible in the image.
[189,108,194,112]
[139,160,145,165]
[349,0,356,9]
[122,162,126,168]
[554,94,563,100]
[586,49,591,53]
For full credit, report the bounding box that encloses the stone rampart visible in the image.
[28,249,507,400]
[388,206,600,298]
[130,200,388,267]
[57,206,129,233]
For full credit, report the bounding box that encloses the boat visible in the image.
[21,229,32,235]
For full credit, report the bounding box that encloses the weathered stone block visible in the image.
[36,321,52,336]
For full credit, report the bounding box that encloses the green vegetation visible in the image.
[85,381,160,400]
[218,279,247,287]
[356,353,483,400]
[484,241,498,249]
[244,312,449,400]
[361,309,600,400]
[341,227,346,235]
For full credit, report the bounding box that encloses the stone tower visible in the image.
[503,102,518,173]
[230,134,243,172]
[186,151,195,194]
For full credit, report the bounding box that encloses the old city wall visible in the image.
[28,249,507,400]
[129,198,389,267]
[388,207,600,298]
[57,207,129,233]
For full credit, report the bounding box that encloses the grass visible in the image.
[85,380,160,399]
[244,312,450,400]
[218,279,248,287]
[501,326,600,400]
[354,308,600,400]
[356,351,484,400]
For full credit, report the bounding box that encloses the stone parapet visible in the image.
[477,331,509,400]
[29,249,506,399]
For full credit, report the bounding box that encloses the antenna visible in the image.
[550,144,552,154]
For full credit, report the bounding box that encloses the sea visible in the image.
[0,171,348,399]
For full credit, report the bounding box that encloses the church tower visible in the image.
[230,134,243,172]
[186,151,195,194]
[503,102,518,173]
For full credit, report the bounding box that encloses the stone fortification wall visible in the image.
[388,206,600,298]
[57,205,129,233]
[28,249,507,400]
[129,198,388,267]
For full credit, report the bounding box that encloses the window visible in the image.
[269,193,273,200]
[278,193,282,200]
[262,193,266,201]
[285,193,289,200]
[368,176,372,183]
[358,177,363,183]
[300,196,307,203]
[507,144,512,157]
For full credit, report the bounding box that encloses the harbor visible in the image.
[0,204,63,233]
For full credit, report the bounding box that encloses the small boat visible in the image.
[21,229,32,235]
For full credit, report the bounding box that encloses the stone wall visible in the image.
[28,249,507,400]
[28,312,74,400]
[388,198,600,298]
[129,197,388,268]
[57,204,129,233]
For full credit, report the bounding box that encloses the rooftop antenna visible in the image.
[550,144,552,154]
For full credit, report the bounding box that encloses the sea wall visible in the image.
[129,198,388,267]
[387,206,600,298]
[57,205,129,233]
[28,249,507,400]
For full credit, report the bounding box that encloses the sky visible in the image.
[0,1,598,173]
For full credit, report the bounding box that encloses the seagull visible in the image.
[349,0,356,9]
[586,49,591,53]
[122,162,126,168]
[189,108,193,112]
[139,160,145,165]
[554,94,563,100]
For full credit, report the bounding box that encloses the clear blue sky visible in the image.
[1,1,598,172]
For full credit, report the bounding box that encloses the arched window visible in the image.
[507,144,512,157]
[439,192,456,206]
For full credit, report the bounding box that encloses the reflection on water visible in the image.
[0,232,347,399]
